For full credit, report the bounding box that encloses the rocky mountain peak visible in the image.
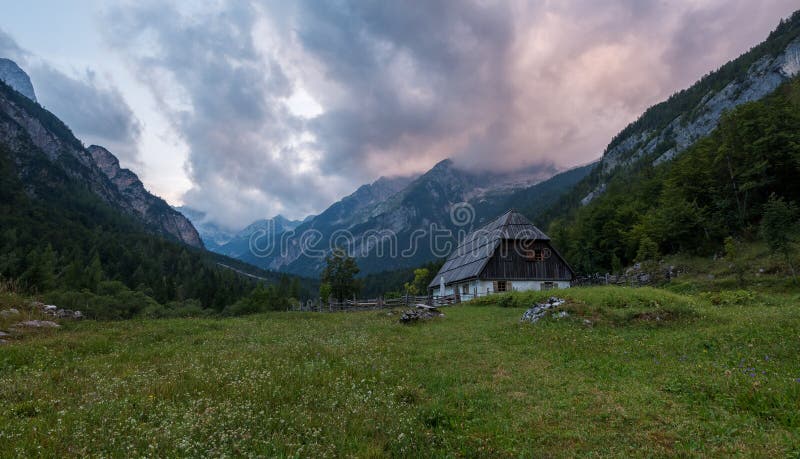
[87,145,204,248]
[0,58,37,102]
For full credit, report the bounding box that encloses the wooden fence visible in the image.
[291,288,529,313]
[572,267,677,287]
[291,292,473,313]
[292,268,678,312]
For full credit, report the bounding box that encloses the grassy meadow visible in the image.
[1,285,799,457]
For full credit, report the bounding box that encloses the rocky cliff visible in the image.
[0,58,37,102]
[581,14,800,204]
[88,145,203,248]
[0,63,203,249]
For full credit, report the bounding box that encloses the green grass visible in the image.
[1,287,800,457]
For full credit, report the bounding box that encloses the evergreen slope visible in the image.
[538,11,800,231]
[0,80,309,318]
[548,77,800,273]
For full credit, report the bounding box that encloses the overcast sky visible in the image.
[1,1,797,228]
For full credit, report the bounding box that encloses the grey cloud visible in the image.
[0,28,27,62]
[30,66,143,165]
[100,1,798,227]
[0,27,142,166]
[103,2,342,227]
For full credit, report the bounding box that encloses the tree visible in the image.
[724,237,747,287]
[21,245,57,292]
[84,253,105,292]
[404,268,431,295]
[611,254,623,275]
[319,282,332,302]
[636,237,659,264]
[321,248,360,302]
[760,194,799,282]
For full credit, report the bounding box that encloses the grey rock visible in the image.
[0,58,37,102]
[0,80,204,249]
[88,145,204,248]
[588,37,800,206]
[0,339,7,345]
[400,306,444,324]
[520,297,566,323]
[0,331,10,337]
[0,308,20,318]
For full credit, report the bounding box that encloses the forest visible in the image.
[547,77,800,273]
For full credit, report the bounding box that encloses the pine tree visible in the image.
[321,248,360,302]
[760,194,799,282]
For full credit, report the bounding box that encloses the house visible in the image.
[428,209,574,299]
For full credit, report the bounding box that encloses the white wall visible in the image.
[432,279,570,298]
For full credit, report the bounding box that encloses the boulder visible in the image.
[520,297,566,324]
[400,305,444,324]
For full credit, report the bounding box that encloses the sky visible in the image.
[0,0,797,229]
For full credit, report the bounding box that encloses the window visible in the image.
[496,280,507,292]
[462,284,469,295]
[523,247,549,261]
[541,282,557,290]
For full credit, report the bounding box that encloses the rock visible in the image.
[583,319,593,326]
[400,306,444,324]
[520,297,566,323]
[0,58,37,102]
[0,308,20,317]
[88,145,204,248]
[0,331,10,337]
[73,311,83,320]
[14,320,60,328]
[0,339,7,345]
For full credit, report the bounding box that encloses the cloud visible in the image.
[101,1,346,228]
[0,28,27,62]
[99,0,799,227]
[30,66,143,166]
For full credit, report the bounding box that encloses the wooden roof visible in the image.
[428,210,550,288]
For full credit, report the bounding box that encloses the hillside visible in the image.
[548,76,800,273]
[1,287,798,456]
[0,68,309,317]
[539,12,800,230]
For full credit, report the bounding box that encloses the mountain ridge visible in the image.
[0,60,203,248]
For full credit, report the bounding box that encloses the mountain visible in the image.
[0,60,202,248]
[539,11,800,273]
[0,58,37,102]
[88,145,203,248]
[579,14,800,206]
[216,215,303,261]
[174,206,236,250]
[0,62,312,317]
[214,158,585,277]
